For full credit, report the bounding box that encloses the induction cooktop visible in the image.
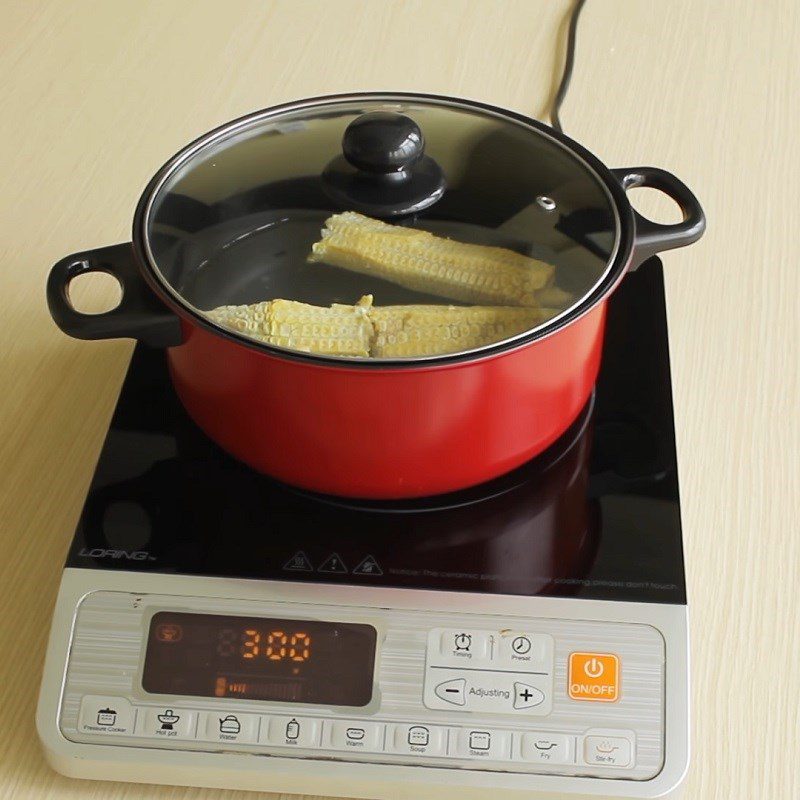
[39,258,689,800]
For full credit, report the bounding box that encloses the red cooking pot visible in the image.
[47,93,705,498]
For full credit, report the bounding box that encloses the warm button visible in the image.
[568,652,620,702]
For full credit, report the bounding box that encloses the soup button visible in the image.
[568,653,619,702]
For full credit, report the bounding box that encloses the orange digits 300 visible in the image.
[239,629,311,662]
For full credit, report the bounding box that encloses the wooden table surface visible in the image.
[1,1,798,798]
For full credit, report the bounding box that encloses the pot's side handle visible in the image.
[612,167,706,271]
[47,243,183,347]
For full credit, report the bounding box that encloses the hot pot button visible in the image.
[583,734,634,768]
[140,707,196,740]
[328,720,385,753]
[199,711,259,744]
[454,728,512,760]
[520,733,574,765]
[78,695,135,736]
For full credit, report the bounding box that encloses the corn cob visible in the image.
[208,296,558,358]
[206,295,374,357]
[369,304,556,358]
[536,284,574,308]
[308,211,555,307]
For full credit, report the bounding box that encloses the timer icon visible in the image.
[454,633,472,651]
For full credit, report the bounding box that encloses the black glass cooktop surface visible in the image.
[66,259,686,604]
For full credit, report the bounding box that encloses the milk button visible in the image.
[201,711,259,744]
[141,707,195,739]
[454,728,512,760]
[584,735,633,767]
[78,695,135,736]
[521,732,573,764]
[439,630,491,662]
[328,720,384,752]
[263,716,322,748]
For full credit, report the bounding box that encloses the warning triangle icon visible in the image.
[353,555,383,576]
[318,553,348,574]
[283,551,313,572]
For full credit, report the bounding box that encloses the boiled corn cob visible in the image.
[308,212,555,307]
[207,296,374,357]
[208,296,557,358]
[369,304,556,358]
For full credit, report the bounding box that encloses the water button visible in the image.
[201,711,259,744]
[584,735,633,768]
[434,677,466,706]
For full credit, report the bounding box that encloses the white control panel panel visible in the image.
[55,590,666,782]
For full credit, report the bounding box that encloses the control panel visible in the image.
[56,591,666,781]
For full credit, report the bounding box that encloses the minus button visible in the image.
[434,678,466,706]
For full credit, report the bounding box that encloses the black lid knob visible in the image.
[322,112,445,218]
[342,112,424,173]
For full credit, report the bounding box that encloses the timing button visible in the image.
[78,696,135,736]
[513,682,545,709]
[434,677,466,706]
[438,629,491,662]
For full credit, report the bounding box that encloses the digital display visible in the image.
[142,612,377,706]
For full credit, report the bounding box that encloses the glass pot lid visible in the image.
[142,94,620,362]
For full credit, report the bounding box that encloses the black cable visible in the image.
[550,0,588,132]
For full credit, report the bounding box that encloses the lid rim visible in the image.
[132,91,635,368]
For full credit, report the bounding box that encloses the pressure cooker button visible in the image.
[141,707,196,740]
[78,695,135,736]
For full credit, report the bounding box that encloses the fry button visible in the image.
[568,652,619,702]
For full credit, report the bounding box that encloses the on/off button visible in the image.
[568,653,619,702]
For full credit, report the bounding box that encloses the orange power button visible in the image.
[568,652,620,702]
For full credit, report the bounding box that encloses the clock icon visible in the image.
[454,633,472,651]
[511,636,532,655]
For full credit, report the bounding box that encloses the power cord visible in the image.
[550,0,588,132]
